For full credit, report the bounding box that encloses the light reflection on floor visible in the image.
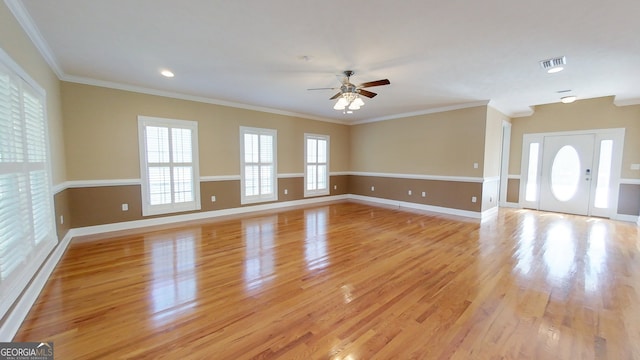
[585,221,607,293]
[148,231,198,325]
[512,212,612,295]
[542,219,576,284]
[243,216,277,292]
[305,207,329,271]
[514,212,536,276]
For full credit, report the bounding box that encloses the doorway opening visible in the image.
[519,128,624,217]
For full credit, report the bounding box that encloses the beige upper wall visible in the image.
[509,96,640,179]
[350,106,487,177]
[1,2,66,185]
[62,82,350,180]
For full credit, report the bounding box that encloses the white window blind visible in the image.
[0,49,56,319]
[138,116,201,216]
[240,127,277,204]
[304,134,329,197]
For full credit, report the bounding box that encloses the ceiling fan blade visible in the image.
[358,89,377,98]
[329,92,342,100]
[307,87,338,91]
[359,79,390,88]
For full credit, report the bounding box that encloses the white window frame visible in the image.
[138,116,201,216]
[0,48,56,319]
[240,126,277,204]
[304,133,330,197]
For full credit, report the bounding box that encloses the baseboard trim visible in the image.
[347,194,483,219]
[69,195,349,238]
[500,202,520,208]
[0,232,74,341]
[612,213,639,223]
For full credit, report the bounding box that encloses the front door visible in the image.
[539,134,595,215]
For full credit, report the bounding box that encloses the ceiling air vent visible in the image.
[540,56,566,72]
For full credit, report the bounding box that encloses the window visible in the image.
[594,140,613,208]
[525,142,540,202]
[240,126,277,204]
[305,134,329,197]
[138,116,200,216]
[0,49,56,319]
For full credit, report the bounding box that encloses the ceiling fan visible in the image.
[308,70,390,112]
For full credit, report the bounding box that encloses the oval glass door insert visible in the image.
[550,145,580,202]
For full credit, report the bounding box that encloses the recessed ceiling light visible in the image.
[547,67,564,73]
[160,70,175,78]
[561,95,577,103]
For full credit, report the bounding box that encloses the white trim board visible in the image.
[613,214,639,223]
[0,231,73,341]
[52,172,489,193]
[620,178,640,185]
[349,172,485,183]
[348,194,484,219]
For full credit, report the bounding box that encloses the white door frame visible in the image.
[519,128,625,218]
[499,121,512,207]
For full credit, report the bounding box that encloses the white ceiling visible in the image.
[12,0,640,123]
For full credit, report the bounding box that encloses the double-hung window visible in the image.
[0,49,56,318]
[240,126,277,204]
[304,134,329,197]
[138,116,201,216]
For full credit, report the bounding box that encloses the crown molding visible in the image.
[4,0,64,78]
[4,1,348,126]
[61,74,348,125]
[613,96,640,107]
[351,100,491,125]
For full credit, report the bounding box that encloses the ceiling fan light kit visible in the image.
[309,70,390,114]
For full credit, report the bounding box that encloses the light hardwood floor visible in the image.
[14,202,640,359]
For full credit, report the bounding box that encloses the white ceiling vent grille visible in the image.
[540,56,566,70]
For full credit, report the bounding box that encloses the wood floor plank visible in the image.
[13,202,640,359]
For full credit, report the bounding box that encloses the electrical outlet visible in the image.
[122,203,129,211]
[471,196,477,203]
[408,190,412,195]
[371,186,375,191]
[473,162,479,169]
[333,185,337,190]
[422,192,426,197]
[631,164,640,170]
[284,189,288,195]
[211,195,216,202]
[60,215,64,224]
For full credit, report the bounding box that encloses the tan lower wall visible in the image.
[618,184,640,216]
[348,175,482,212]
[54,191,71,239]
[58,176,349,229]
[53,175,637,234]
[507,179,520,203]
[482,179,499,212]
